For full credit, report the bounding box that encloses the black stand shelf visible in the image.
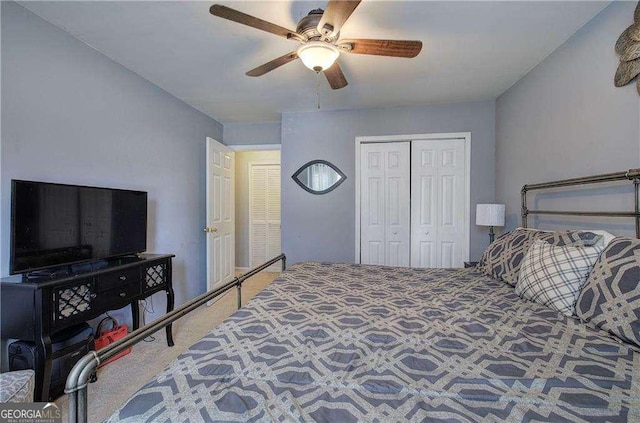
[0,253,175,401]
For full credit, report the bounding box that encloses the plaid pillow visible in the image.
[515,239,603,316]
[576,237,640,348]
[477,228,602,286]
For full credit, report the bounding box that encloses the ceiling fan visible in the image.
[209,1,422,90]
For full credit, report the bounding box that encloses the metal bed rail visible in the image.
[521,168,640,237]
[65,253,286,423]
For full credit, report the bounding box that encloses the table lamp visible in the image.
[476,204,505,243]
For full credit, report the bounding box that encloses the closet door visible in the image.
[410,142,437,267]
[411,139,466,268]
[360,142,410,266]
[250,164,281,271]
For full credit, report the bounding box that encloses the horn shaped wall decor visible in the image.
[615,1,640,94]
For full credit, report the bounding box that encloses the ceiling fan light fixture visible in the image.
[297,41,340,72]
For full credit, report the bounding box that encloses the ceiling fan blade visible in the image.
[246,52,299,77]
[324,62,348,89]
[210,4,298,40]
[317,0,362,38]
[340,39,422,58]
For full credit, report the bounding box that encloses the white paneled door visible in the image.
[360,142,411,266]
[249,163,281,272]
[411,139,466,268]
[359,138,468,268]
[206,138,235,295]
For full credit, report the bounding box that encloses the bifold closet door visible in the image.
[250,163,281,271]
[360,142,410,266]
[411,139,466,268]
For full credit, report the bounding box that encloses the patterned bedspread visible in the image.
[108,262,640,422]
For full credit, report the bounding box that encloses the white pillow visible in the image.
[580,230,616,247]
[515,239,603,317]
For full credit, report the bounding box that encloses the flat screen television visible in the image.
[10,180,147,275]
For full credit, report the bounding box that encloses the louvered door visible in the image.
[250,164,281,271]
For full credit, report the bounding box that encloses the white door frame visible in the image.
[228,144,281,152]
[355,132,471,264]
[248,159,281,270]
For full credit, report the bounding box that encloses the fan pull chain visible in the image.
[316,71,321,110]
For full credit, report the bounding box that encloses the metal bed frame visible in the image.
[62,168,640,422]
[65,253,286,423]
[521,168,640,238]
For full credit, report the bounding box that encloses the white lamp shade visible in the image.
[297,41,340,72]
[476,204,505,226]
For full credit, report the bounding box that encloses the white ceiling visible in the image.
[20,1,609,123]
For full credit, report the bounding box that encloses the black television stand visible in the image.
[22,255,147,283]
[1,253,175,401]
[23,268,73,283]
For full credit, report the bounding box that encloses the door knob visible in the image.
[211,227,218,233]
[203,227,218,233]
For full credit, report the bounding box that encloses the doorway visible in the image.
[231,147,281,273]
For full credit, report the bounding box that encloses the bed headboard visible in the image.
[521,168,640,238]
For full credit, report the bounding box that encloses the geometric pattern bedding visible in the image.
[577,237,640,348]
[107,262,640,422]
[478,229,602,286]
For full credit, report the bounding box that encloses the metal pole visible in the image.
[65,254,286,423]
[236,253,286,284]
[521,186,528,228]
[521,168,640,229]
[67,384,77,423]
[78,386,88,423]
[65,351,99,423]
[524,168,640,191]
[635,178,640,238]
[78,363,96,423]
[526,210,640,217]
[236,281,242,309]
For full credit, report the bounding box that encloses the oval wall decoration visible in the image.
[292,160,346,195]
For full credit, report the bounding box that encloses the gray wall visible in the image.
[496,2,640,236]
[281,101,496,265]
[235,150,281,268]
[224,122,281,146]
[1,2,223,323]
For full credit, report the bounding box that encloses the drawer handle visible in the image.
[90,293,97,299]
[119,292,127,297]
[119,276,127,281]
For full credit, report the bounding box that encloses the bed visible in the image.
[107,261,640,422]
[65,168,640,422]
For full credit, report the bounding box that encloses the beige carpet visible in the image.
[56,272,278,423]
